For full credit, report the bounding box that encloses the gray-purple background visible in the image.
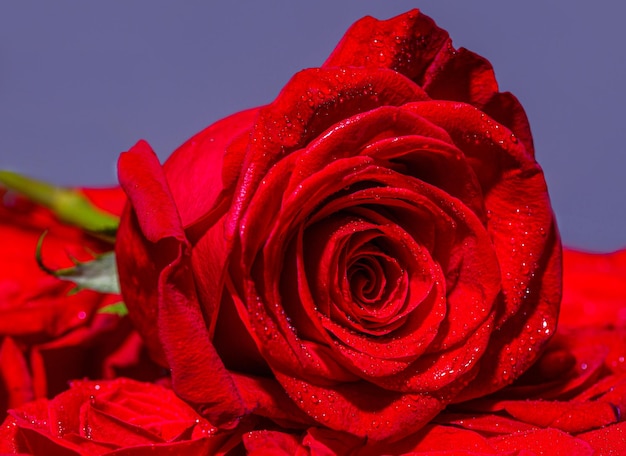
[1,2,624,252]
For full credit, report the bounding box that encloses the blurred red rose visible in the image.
[0,186,160,419]
[0,378,244,455]
[115,9,561,441]
[560,247,626,327]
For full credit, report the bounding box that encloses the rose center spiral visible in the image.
[347,254,386,307]
[341,242,406,328]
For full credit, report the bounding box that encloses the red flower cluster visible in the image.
[0,8,624,456]
[0,187,160,423]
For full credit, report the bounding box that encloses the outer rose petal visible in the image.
[496,400,619,434]
[164,107,260,227]
[390,425,498,455]
[488,428,593,456]
[578,422,626,455]
[118,144,248,427]
[435,411,536,436]
[116,108,260,363]
[0,338,33,414]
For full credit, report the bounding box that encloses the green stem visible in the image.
[0,170,119,237]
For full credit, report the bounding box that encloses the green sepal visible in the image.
[98,301,129,317]
[36,232,121,294]
[0,170,119,242]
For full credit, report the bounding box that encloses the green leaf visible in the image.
[0,170,119,241]
[98,301,129,317]
[36,233,121,294]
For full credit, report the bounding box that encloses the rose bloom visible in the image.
[0,186,159,419]
[0,378,245,455]
[116,9,561,440]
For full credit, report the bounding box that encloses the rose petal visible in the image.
[435,411,536,435]
[499,399,619,433]
[0,337,33,416]
[423,46,497,109]
[118,145,247,426]
[497,329,610,401]
[578,422,626,455]
[243,430,308,456]
[274,372,445,441]
[323,10,448,83]
[388,423,498,454]
[489,428,593,455]
[162,108,260,228]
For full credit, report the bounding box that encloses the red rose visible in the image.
[116,9,561,440]
[560,247,626,327]
[0,186,159,419]
[0,378,244,455]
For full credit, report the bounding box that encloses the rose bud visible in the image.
[116,9,561,441]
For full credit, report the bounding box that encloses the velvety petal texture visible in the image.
[115,9,561,441]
